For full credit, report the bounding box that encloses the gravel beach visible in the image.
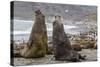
[13,49,97,66]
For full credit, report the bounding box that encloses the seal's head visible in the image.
[35,10,45,20]
[54,15,62,23]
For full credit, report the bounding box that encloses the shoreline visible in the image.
[13,49,97,66]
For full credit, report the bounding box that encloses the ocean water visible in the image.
[12,19,89,43]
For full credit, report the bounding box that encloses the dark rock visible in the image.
[20,10,48,58]
[71,44,82,51]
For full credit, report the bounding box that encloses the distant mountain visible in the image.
[13,1,97,22]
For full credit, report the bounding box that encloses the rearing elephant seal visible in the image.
[53,15,86,61]
[20,10,48,58]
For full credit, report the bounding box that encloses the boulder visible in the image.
[71,44,82,51]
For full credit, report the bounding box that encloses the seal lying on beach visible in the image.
[53,15,86,61]
[20,10,48,58]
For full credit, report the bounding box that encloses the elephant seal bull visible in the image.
[20,10,48,58]
[53,15,86,61]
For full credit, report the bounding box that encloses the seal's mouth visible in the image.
[35,10,42,15]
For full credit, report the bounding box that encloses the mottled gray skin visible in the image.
[20,10,48,58]
[53,18,86,61]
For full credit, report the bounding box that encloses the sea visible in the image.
[12,19,90,43]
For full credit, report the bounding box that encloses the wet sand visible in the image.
[13,49,97,66]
